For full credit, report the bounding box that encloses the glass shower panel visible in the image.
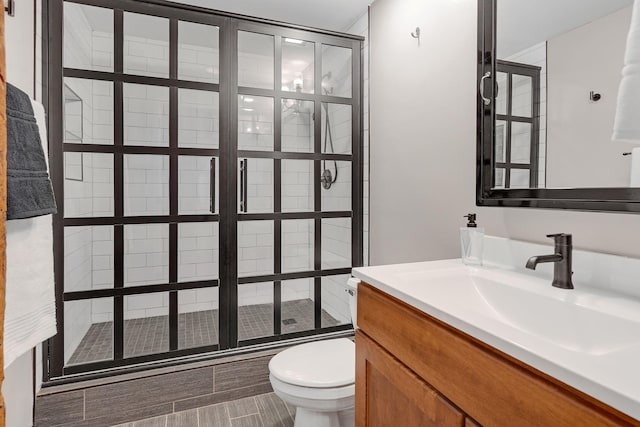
[64,298,114,365]
[64,226,114,292]
[237,282,274,341]
[512,74,533,118]
[178,156,218,215]
[178,21,220,83]
[238,32,274,89]
[123,154,169,216]
[510,122,532,164]
[282,219,314,273]
[321,103,351,154]
[237,221,274,278]
[123,13,169,78]
[321,274,352,328]
[321,217,351,270]
[124,292,169,357]
[64,78,114,145]
[281,99,314,153]
[281,159,313,212]
[238,158,274,214]
[123,84,169,147]
[495,168,506,189]
[178,89,219,149]
[63,3,113,72]
[238,95,274,151]
[320,161,351,212]
[64,153,114,218]
[496,72,508,116]
[495,120,507,163]
[510,169,531,189]
[281,38,314,94]
[178,222,219,282]
[179,288,219,349]
[321,45,352,98]
[123,224,169,287]
[281,278,314,333]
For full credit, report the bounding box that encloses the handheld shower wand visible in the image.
[320,72,338,190]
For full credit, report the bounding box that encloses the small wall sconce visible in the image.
[411,27,420,46]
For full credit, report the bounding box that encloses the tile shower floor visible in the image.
[111,392,295,427]
[69,299,342,365]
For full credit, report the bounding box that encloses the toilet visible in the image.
[268,278,360,427]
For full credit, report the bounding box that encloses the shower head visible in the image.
[322,71,332,81]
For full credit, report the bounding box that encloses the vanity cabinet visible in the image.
[355,283,640,427]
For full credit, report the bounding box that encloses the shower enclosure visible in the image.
[45,0,363,380]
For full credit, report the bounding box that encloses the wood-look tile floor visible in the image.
[111,392,295,427]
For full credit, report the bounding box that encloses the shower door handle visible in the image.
[239,159,248,213]
[209,158,216,213]
[480,71,491,106]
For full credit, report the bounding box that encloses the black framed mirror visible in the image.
[477,0,640,212]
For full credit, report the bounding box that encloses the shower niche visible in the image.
[46,0,363,379]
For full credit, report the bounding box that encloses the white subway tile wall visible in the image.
[238,32,274,89]
[238,95,274,151]
[178,222,219,282]
[123,13,170,78]
[281,159,314,212]
[123,224,169,287]
[123,84,170,147]
[178,88,219,149]
[282,219,314,273]
[238,221,274,277]
[281,99,314,152]
[178,21,220,84]
[123,154,170,216]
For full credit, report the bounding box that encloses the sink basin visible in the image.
[390,264,640,355]
[469,269,640,355]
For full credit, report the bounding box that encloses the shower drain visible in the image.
[282,318,297,325]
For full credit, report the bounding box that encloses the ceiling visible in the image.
[498,0,634,57]
[161,0,371,33]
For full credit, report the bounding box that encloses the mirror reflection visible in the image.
[496,0,635,189]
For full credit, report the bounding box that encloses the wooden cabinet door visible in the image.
[356,330,464,427]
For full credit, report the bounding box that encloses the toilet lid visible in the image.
[269,338,355,388]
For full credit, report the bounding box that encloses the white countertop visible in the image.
[352,259,640,420]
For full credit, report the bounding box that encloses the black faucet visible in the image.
[525,233,574,290]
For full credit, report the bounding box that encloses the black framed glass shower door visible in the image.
[45,0,362,380]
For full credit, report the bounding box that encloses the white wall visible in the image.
[3,2,37,426]
[546,6,633,188]
[369,0,488,264]
[369,0,640,268]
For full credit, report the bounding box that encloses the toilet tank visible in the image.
[346,278,360,328]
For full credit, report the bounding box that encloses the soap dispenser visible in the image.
[460,213,484,266]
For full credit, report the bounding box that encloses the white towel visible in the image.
[4,100,57,369]
[613,1,640,143]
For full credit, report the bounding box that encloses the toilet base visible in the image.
[294,407,355,427]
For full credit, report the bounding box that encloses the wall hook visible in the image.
[410,27,420,46]
[4,0,15,16]
[589,91,601,102]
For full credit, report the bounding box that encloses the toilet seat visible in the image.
[269,338,355,388]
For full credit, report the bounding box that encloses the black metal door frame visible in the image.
[494,60,541,189]
[44,0,363,383]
